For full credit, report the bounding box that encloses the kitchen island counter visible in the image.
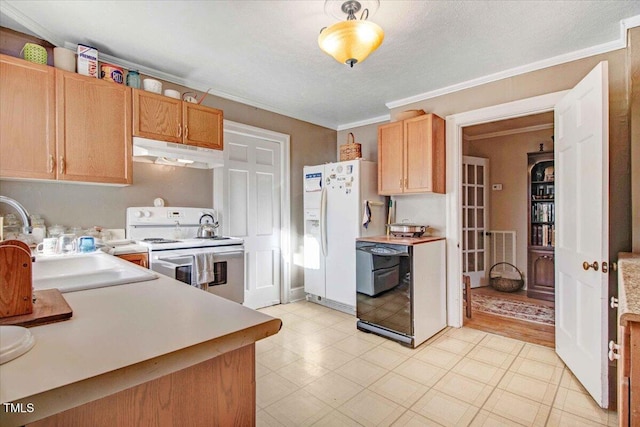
[0,276,281,426]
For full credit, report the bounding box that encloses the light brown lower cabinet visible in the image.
[618,320,640,426]
[116,253,149,268]
[28,344,256,426]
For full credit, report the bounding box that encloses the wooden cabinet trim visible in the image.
[132,89,182,143]
[0,54,56,180]
[55,69,132,185]
[117,253,149,268]
[28,344,256,427]
[377,114,445,196]
[183,102,223,150]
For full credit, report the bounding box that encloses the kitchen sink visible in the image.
[32,251,157,293]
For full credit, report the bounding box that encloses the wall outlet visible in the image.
[492,184,503,191]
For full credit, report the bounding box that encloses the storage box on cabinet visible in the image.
[132,89,223,150]
[377,113,445,195]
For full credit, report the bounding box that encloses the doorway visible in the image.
[460,113,556,347]
[214,120,291,310]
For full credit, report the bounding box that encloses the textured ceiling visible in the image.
[1,1,639,130]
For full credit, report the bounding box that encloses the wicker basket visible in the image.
[489,262,524,292]
[339,132,362,161]
[21,43,47,65]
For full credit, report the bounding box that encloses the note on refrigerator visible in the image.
[305,173,322,192]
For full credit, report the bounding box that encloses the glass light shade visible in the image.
[318,20,384,66]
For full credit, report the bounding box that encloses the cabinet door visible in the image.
[526,248,554,301]
[132,89,181,143]
[56,71,132,184]
[0,55,56,179]
[183,103,223,150]
[404,114,446,194]
[117,253,148,268]
[378,121,404,195]
[404,115,432,193]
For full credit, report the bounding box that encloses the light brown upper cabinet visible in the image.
[56,70,132,185]
[378,113,446,195]
[0,55,132,185]
[133,90,223,150]
[0,54,56,180]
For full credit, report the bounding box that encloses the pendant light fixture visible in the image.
[318,0,384,67]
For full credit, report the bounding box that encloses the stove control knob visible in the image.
[133,210,143,218]
[143,211,151,218]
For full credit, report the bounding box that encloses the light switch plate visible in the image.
[492,184,503,191]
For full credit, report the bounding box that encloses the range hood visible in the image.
[132,137,224,169]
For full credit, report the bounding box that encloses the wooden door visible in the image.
[0,55,55,180]
[554,61,609,407]
[56,71,132,184]
[462,156,489,287]
[377,121,403,195]
[132,89,181,143]
[183,103,223,150]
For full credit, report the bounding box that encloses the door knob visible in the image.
[610,297,619,309]
[582,261,599,271]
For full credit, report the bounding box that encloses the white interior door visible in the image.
[462,156,489,287]
[554,61,609,407]
[220,131,282,309]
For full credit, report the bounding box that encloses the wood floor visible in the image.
[463,286,555,348]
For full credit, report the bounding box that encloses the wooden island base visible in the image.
[29,344,256,427]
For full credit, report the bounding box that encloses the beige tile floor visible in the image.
[257,300,617,427]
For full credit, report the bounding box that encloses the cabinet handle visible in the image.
[582,261,598,271]
[399,178,403,188]
[177,123,182,138]
[602,262,608,273]
[48,155,54,174]
[184,126,189,139]
[608,340,620,361]
[59,156,65,174]
[610,297,619,309]
[404,178,408,188]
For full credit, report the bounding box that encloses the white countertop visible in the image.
[0,277,281,424]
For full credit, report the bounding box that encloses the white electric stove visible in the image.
[126,207,245,303]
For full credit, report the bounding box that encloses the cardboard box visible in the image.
[77,44,98,78]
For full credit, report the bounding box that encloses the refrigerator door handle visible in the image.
[320,186,328,256]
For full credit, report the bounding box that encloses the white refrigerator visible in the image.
[303,159,385,312]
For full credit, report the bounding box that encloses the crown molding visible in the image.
[386,14,640,111]
[4,3,338,131]
[463,123,553,142]
[336,115,390,131]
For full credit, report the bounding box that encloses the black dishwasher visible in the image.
[355,241,413,345]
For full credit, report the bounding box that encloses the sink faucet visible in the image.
[0,196,32,234]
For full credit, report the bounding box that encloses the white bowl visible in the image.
[164,89,180,99]
[143,78,162,94]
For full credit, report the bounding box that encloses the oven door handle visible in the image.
[156,257,193,267]
[209,250,244,259]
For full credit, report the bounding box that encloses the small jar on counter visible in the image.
[30,214,46,243]
[48,224,66,238]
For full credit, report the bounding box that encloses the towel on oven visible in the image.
[362,200,372,228]
[193,253,216,288]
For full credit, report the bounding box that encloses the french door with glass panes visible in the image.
[462,156,489,287]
